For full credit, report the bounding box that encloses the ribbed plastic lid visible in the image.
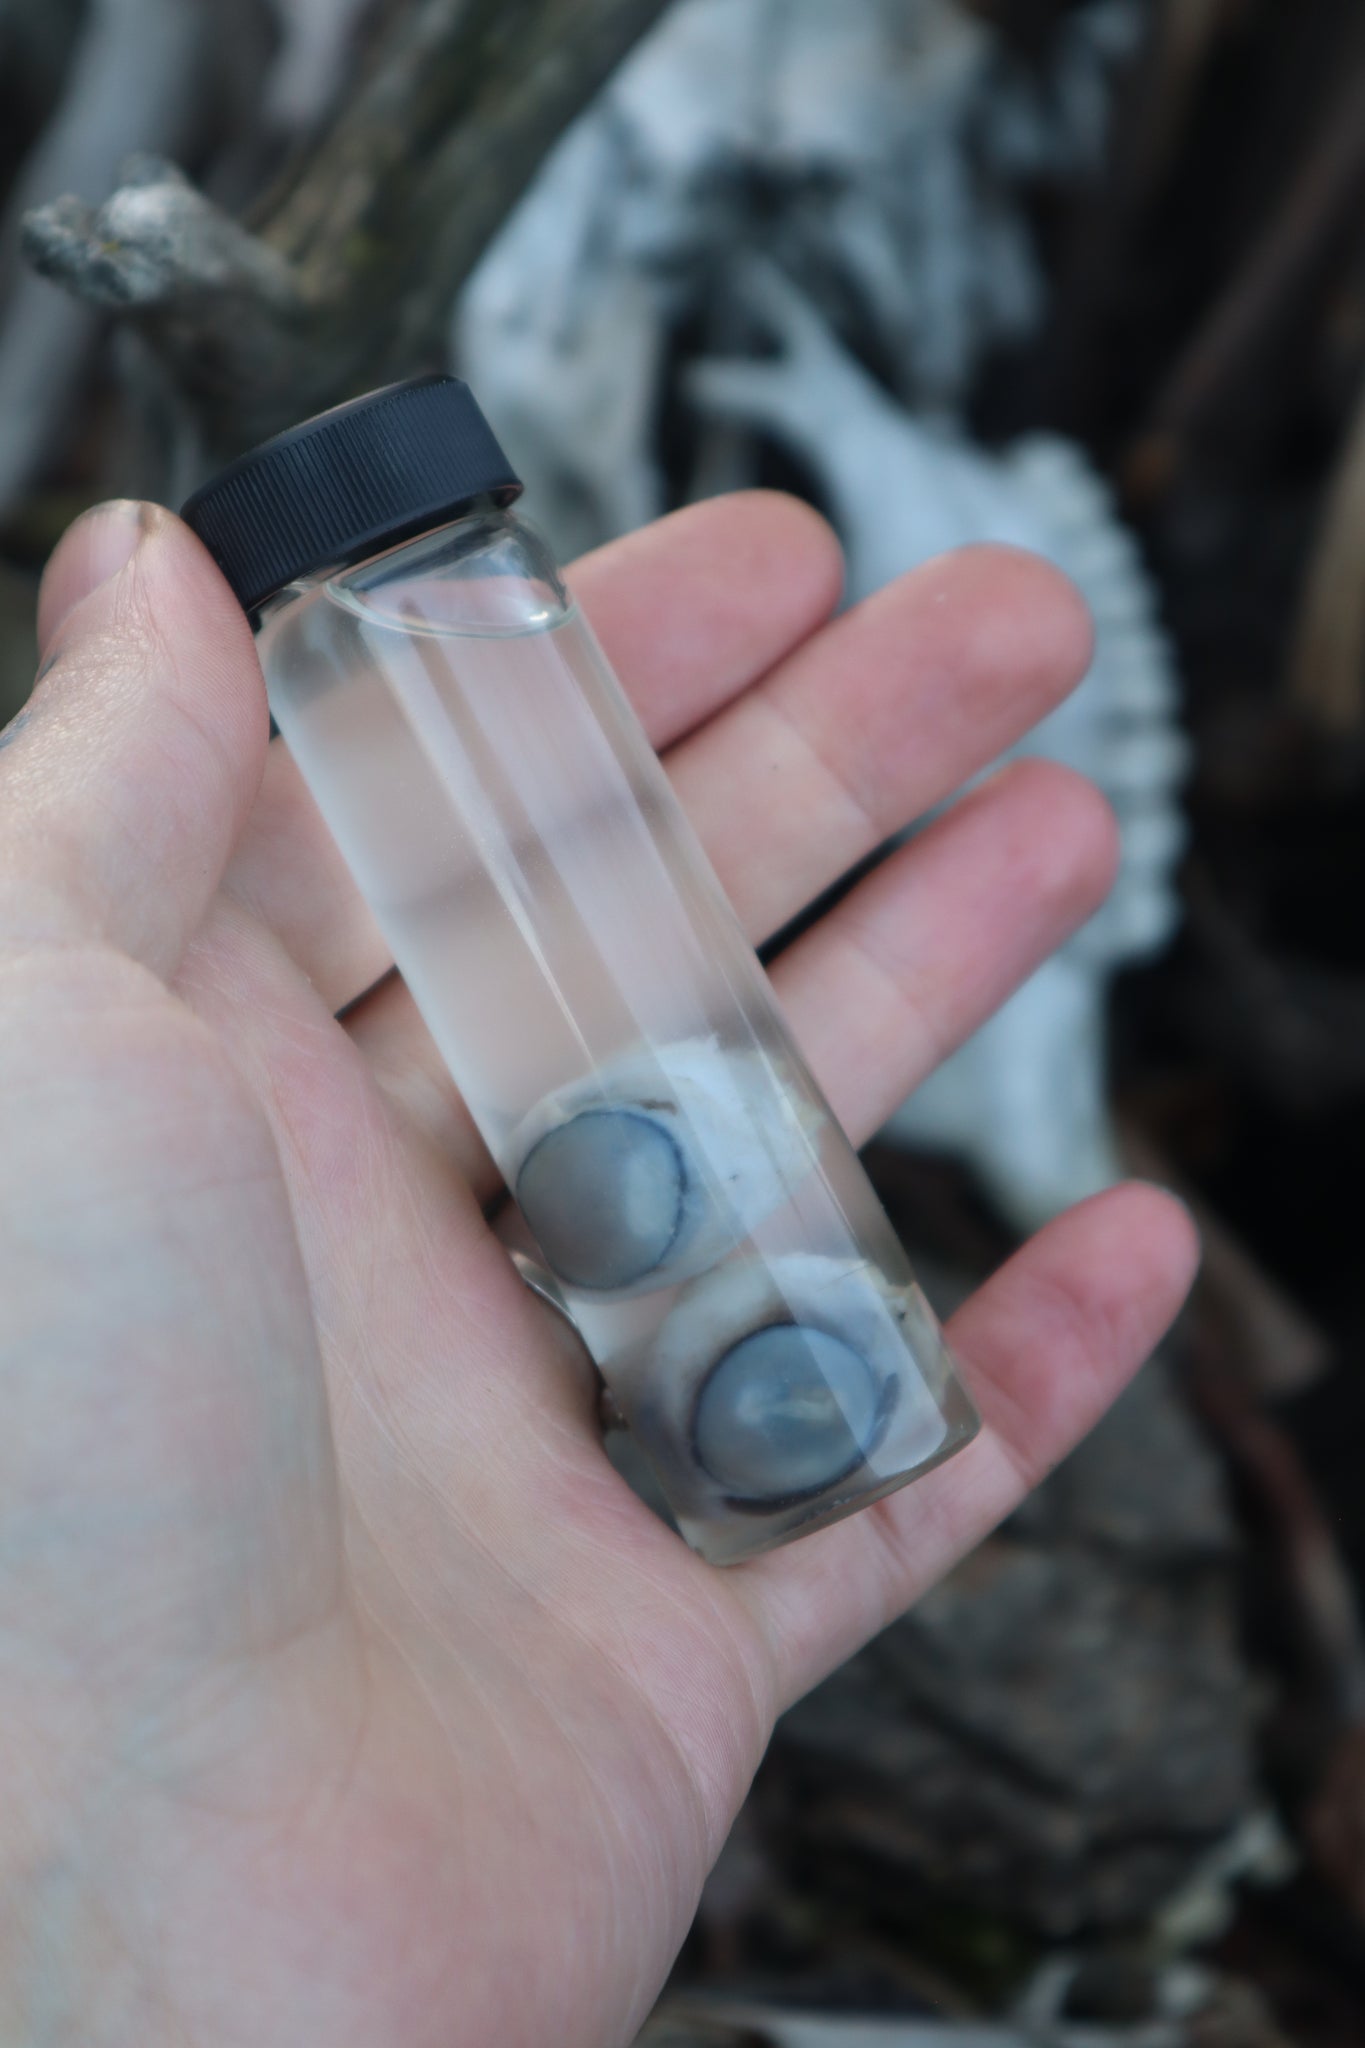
[180,375,523,615]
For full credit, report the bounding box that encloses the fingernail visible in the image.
[64,498,148,590]
[38,499,152,661]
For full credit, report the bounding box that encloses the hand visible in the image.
[0,494,1197,2046]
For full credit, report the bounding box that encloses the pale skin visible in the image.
[0,492,1198,2046]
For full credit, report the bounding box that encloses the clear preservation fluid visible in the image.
[255,511,978,1564]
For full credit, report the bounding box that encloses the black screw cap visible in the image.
[180,375,523,615]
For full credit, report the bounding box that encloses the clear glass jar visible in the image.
[255,502,978,1564]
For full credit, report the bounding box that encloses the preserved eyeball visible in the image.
[509,1037,818,1297]
[691,1323,887,1502]
[631,1251,956,1515]
[516,1108,687,1290]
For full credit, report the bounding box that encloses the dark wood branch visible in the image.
[1126,0,1245,203]
[1124,46,1365,501]
[20,0,675,467]
[23,156,316,451]
[1287,368,1365,733]
[1119,1117,1329,1399]
[953,0,1071,65]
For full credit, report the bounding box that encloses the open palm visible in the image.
[0,493,1196,2046]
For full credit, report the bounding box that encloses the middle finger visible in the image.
[347,754,1114,1197]
[664,542,1090,943]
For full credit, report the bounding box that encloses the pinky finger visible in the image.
[735,1181,1201,1710]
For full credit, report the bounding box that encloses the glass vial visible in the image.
[183,377,978,1565]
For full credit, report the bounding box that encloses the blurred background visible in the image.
[3,2,1365,2042]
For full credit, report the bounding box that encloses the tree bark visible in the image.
[21,0,675,471]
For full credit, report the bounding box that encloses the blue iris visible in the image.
[691,1322,890,1505]
[516,1106,689,1292]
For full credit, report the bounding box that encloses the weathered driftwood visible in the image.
[21,0,675,475]
[0,0,206,515]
